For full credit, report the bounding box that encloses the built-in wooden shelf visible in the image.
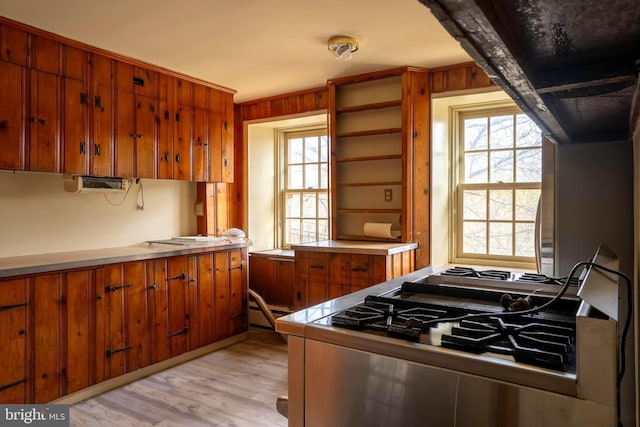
[336,128,402,138]
[336,100,402,114]
[336,155,401,163]
[337,208,402,214]
[337,181,402,187]
[336,234,401,242]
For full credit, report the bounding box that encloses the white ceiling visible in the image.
[0,0,471,103]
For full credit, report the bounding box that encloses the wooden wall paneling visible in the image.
[430,62,495,93]
[0,278,29,403]
[407,71,431,268]
[215,183,229,235]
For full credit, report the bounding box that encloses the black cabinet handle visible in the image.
[105,284,131,293]
[0,378,28,392]
[310,264,324,269]
[175,153,180,164]
[167,273,187,281]
[37,118,46,124]
[168,326,189,337]
[95,144,101,156]
[137,133,143,139]
[164,110,170,120]
[0,302,27,312]
[351,266,369,272]
[106,345,133,358]
[96,294,104,300]
[163,152,170,163]
[80,142,86,154]
[149,284,158,290]
[95,96,102,108]
[80,92,88,105]
[229,264,243,270]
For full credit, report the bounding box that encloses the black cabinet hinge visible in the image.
[133,77,144,87]
[106,345,133,358]
[105,284,131,293]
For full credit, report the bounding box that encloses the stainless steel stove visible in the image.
[278,249,622,427]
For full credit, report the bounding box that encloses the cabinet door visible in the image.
[272,257,294,308]
[166,256,190,356]
[0,24,28,65]
[0,278,28,403]
[213,251,231,341]
[229,249,247,335]
[95,262,149,380]
[114,89,135,177]
[221,92,234,183]
[91,54,114,176]
[135,94,157,179]
[146,258,170,364]
[62,76,90,174]
[64,270,92,395]
[192,107,208,182]
[28,70,60,173]
[157,74,174,179]
[33,274,62,403]
[174,104,192,180]
[207,110,223,182]
[191,253,215,349]
[31,36,59,75]
[0,61,26,170]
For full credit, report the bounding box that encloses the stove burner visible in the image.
[441,267,512,281]
[329,289,578,372]
[516,273,580,286]
[440,318,574,370]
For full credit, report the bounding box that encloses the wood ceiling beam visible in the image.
[419,0,572,144]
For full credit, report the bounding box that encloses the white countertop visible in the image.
[291,240,418,255]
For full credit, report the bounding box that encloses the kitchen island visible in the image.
[0,239,249,404]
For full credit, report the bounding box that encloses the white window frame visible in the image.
[277,126,329,248]
[450,103,541,270]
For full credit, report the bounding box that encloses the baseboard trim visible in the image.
[51,333,247,405]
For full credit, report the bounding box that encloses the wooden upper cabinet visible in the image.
[0,61,26,170]
[91,54,114,176]
[31,35,60,74]
[221,92,234,183]
[174,78,192,181]
[192,107,208,182]
[114,62,157,178]
[28,69,61,173]
[157,74,174,179]
[0,23,28,66]
[62,76,90,174]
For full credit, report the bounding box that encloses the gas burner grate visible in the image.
[441,267,512,281]
[516,273,580,286]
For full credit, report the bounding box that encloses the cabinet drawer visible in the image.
[300,252,329,278]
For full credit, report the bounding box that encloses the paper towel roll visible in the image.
[363,222,401,239]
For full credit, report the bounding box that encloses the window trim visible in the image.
[449,102,540,270]
[277,126,329,248]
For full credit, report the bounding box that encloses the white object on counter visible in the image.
[363,222,400,239]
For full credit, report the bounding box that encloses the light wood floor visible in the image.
[70,328,289,427]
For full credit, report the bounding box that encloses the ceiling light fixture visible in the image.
[328,36,359,60]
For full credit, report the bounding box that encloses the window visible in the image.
[454,107,541,265]
[282,129,329,246]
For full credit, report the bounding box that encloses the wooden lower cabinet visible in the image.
[0,246,248,404]
[294,248,415,309]
[94,261,149,382]
[0,278,29,403]
[248,253,295,308]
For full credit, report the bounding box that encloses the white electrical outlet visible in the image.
[194,202,204,216]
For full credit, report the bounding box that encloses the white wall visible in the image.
[430,90,510,268]
[247,126,276,251]
[0,170,197,257]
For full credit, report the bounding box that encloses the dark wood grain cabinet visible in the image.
[0,246,248,404]
[0,17,236,182]
[249,253,295,308]
[0,278,29,404]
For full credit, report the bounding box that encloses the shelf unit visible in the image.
[328,67,431,267]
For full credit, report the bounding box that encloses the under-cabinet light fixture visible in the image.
[328,36,359,60]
